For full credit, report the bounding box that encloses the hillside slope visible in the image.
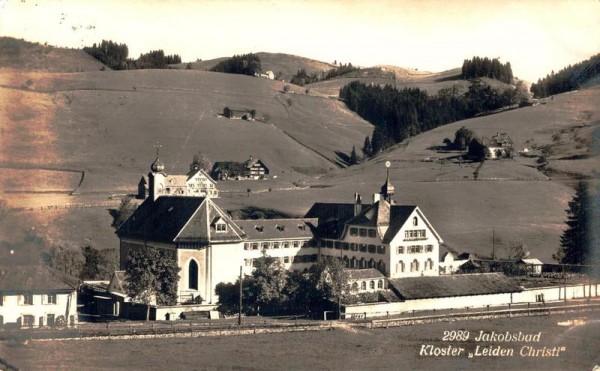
[0,37,107,72]
[172,52,335,82]
[0,68,372,193]
[288,86,600,262]
[305,67,477,96]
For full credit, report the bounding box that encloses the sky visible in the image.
[1,0,599,82]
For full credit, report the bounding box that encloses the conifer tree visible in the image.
[362,136,372,158]
[349,146,358,165]
[554,182,600,268]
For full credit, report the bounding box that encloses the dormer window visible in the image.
[276,224,285,232]
[255,225,264,233]
[212,216,227,233]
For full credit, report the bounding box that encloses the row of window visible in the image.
[244,254,318,266]
[396,259,435,273]
[0,294,57,306]
[244,241,309,250]
[349,227,378,238]
[351,280,384,291]
[16,314,75,328]
[397,245,434,254]
[342,256,386,271]
[404,230,427,240]
[321,240,386,254]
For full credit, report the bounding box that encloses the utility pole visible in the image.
[238,266,243,325]
[492,229,496,260]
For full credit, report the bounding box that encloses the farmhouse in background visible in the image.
[222,107,256,120]
[256,71,275,79]
[0,264,79,329]
[485,132,514,159]
[211,156,269,180]
[138,152,219,200]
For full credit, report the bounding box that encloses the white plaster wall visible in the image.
[389,209,439,278]
[0,291,77,326]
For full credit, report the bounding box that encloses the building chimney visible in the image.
[353,193,362,216]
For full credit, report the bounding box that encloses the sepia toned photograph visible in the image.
[0,0,599,369]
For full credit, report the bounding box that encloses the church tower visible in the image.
[380,161,395,204]
[148,143,166,201]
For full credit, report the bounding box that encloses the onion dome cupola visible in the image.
[150,142,165,173]
[380,161,395,203]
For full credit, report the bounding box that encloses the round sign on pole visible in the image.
[385,161,391,168]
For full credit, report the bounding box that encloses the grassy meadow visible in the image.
[1,311,599,370]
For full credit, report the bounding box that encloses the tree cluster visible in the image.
[124,246,180,306]
[530,53,600,98]
[341,81,517,158]
[83,40,182,70]
[215,255,349,317]
[554,181,600,273]
[461,56,513,84]
[190,152,212,173]
[83,40,129,70]
[210,53,262,76]
[130,50,181,69]
[46,244,116,280]
[290,63,361,86]
[111,196,136,229]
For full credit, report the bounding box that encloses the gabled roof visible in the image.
[387,273,522,300]
[186,168,217,184]
[305,202,369,239]
[520,258,543,265]
[243,158,269,171]
[117,196,205,243]
[346,200,392,228]
[346,268,385,281]
[176,198,245,243]
[0,264,79,293]
[117,196,245,244]
[212,161,245,172]
[108,270,127,295]
[234,218,316,241]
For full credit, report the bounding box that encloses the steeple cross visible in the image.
[154,141,162,157]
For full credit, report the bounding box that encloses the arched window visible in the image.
[359,258,366,269]
[427,258,434,270]
[350,257,357,268]
[377,280,383,289]
[413,216,418,226]
[368,259,375,268]
[369,280,375,289]
[361,281,367,290]
[343,256,349,268]
[352,282,359,291]
[412,259,419,272]
[378,260,386,274]
[398,261,405,273]
[188,260,199,290]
